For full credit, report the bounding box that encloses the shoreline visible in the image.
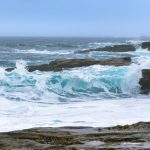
[0,121,150,149]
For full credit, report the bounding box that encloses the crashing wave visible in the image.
[0,56,149,103]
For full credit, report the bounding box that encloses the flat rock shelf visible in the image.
[0,122,150,150]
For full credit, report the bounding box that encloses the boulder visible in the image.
[139,69,150,94]
[78,44,136,53]
[141,42,150,50]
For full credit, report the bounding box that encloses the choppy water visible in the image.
[0,37,150,132]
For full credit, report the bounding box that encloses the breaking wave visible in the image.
[0,56,149,104]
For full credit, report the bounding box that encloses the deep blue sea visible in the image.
[0,37,150,132]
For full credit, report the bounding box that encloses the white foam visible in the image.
[0,97,150,132]
[126,40,146,45]
[14,49,73,55]
[0,67,5,79]
[87,42,127,49]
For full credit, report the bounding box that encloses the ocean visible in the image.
[0,37,150,132]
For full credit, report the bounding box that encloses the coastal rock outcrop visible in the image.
[28,57,131,72]
[6,57,132,72]
[0,122,149,149]
[139,69,150,94]
[141,42,150,50]
[78,44,136,53]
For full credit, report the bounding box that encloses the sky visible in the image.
[0,0,150,37]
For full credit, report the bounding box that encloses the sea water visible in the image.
[0,37,150,132]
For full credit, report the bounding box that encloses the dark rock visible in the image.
[0,122,150,149]
[27,57,131,72]
[141,42,150,50]
[27,64,51,72]
[78,44,136,53]
[6,57,132,72]
[5,67,16,72]
[139,69,150,94]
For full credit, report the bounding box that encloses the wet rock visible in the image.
[139,69,150,94]
[0,122,150,149]
[141,42,150,50]
[27,57,131,72]
[5,57,132,72]
[27,64,51,72]
[78,44,136,53]
[5,67,16,72]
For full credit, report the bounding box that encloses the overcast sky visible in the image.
[0,0,150,37]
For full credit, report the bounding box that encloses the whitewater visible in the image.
[0,37,150,132]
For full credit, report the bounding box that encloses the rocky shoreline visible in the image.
[78,44,136,53]
[0,122,150,149]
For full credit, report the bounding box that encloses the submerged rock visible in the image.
[78,44,136,53]
[141,42,150,50]
[0,122,150,149]
[6,57,131,72]
[139,69,150,94]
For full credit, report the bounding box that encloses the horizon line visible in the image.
[0,36,149,39]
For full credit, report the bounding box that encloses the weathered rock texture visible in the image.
[0,122,150,149]
[139,69,150,94]
[78,44,136,53]
[6,57,131,72]
[141,42,150,50]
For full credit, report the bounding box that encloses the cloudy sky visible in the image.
[0,0,150,37]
